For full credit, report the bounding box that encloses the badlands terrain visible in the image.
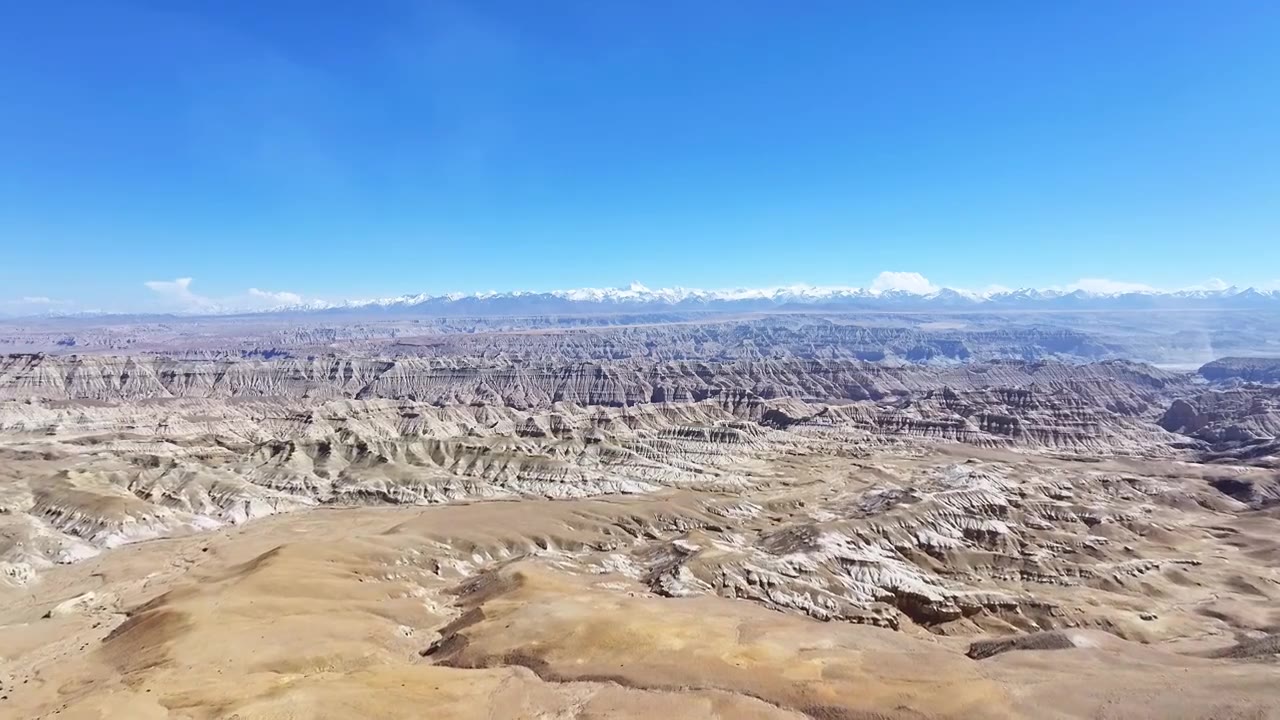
[1,311,1279,719]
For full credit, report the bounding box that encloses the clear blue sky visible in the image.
[2,1,1278,310]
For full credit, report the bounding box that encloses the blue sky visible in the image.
[2,1,1278,312]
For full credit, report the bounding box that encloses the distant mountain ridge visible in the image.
[276,283,1280,317]
[24,282,1280,319]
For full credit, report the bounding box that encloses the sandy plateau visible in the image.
[2,323,1279,719]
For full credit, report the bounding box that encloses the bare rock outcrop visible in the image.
[1199,357,1280,385]
[1159,386,1280,445]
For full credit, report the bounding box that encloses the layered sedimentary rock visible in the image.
[1158,384,1280,471]
[0,353,1189,406]
[4,341,1280,718]
[8,308,1280,364]
[1159,387,1280,442]
[1198,356,1280,384]
[0,354,1254,611]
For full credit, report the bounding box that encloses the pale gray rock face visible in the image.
[0,321,1275,653]
[1198,356,1280,384]
[0,353,1190,405]
[1157,384,1280,472]
[1,347,1274,636]
[5,308,1280,364]
[3,321,1280,720]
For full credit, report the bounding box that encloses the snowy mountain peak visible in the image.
[23,280,1277,318]
[261,282,1280,316]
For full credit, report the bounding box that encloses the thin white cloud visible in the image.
[1064,278,1157,294]
[0,297,74,318]
[870,271,936,294]
[248,288,304,306]
[1190,278,1231,292]
[1,295,71,308]
[144,277,310,312]
[144,277,216,310]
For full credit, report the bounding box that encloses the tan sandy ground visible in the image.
[2,489,1278,720]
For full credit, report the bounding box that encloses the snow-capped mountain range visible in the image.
[17,281,1280,319]
[263,282,1280,316]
